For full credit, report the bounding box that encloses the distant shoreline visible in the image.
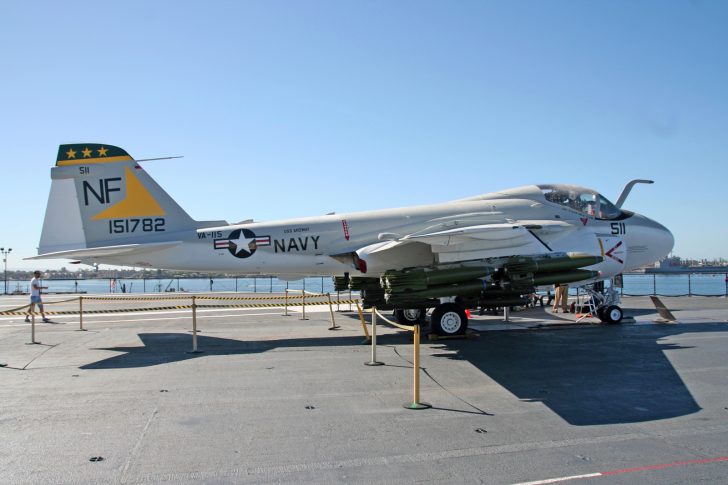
[645,267,728,274]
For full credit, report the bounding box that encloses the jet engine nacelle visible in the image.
[354,241,434,275]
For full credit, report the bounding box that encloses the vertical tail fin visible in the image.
[38,144,196,255]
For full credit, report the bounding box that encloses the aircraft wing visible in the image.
[354,219,577,271]
[398,221,560,263]
[402,223,538,245]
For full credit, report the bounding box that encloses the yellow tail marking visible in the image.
[57,155,133,166]
[92,167,166,220]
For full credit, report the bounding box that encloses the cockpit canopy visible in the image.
[538,184,623,220]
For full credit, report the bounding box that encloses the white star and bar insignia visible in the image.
[214,229,271,259]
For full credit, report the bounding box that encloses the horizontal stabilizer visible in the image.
[26,241,182,261]
[197,223,249,234]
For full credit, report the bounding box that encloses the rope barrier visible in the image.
[0,299,363,316]
[196,303,309,309]
[372,310,430,409]
[11,292,428,405]
[81,293,330,301]
[41,297,83,305]
[1,306,192,316]
[9,292,366,353]
[374,309,415,332]
[82,295,190,301]
[285,289,328,296]
[0,303,31,313]
[7,306,167,316]
[197,294,314,300]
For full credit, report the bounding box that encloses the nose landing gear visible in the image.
[586,279,624,324]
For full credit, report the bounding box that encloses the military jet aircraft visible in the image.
[30,144,674,335]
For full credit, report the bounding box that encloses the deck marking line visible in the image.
[512,455,728,485]
[511,472,601,484]
[600,455,728,475]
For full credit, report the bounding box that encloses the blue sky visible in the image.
[1,0,726,270]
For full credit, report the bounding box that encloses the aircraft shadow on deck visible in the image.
[80,321,726,427]
[80,333,373,370]
[431,323,727,426]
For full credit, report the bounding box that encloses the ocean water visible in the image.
[2,273,727,297]
[621,273,728,297]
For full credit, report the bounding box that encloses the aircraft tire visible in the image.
[596,307,606,322]
[431,303,468,336]
[603,305,623,324]
[394,309,426,326]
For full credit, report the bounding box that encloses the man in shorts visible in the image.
[25,271,50,323]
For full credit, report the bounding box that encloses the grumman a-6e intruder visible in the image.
[30,144,674,335]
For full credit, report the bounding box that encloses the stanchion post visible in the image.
[29,313,37,345]
[365,306,383,366]
[188,295,203,353]
[300,290,308,320]
[284,288,289,316]
[192,295,198,351]
[78,296,86,331]
[404,324,431,409]
[355,301,370,342]
[326,293,339,330]
[688,273,692,296]
[653,273,656,295]
[414,325,420,401]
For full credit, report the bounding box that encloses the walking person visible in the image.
[25,271,50,323]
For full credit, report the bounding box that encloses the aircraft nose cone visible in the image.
[658,222,675,259]
[625,214,674,270]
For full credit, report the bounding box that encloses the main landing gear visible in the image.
[395,304,469,337]
[430,303,468,336]
[394,308,427,326]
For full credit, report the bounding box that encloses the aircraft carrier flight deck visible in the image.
[1,294,727,484]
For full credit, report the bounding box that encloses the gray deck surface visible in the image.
[1,294,727,484]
